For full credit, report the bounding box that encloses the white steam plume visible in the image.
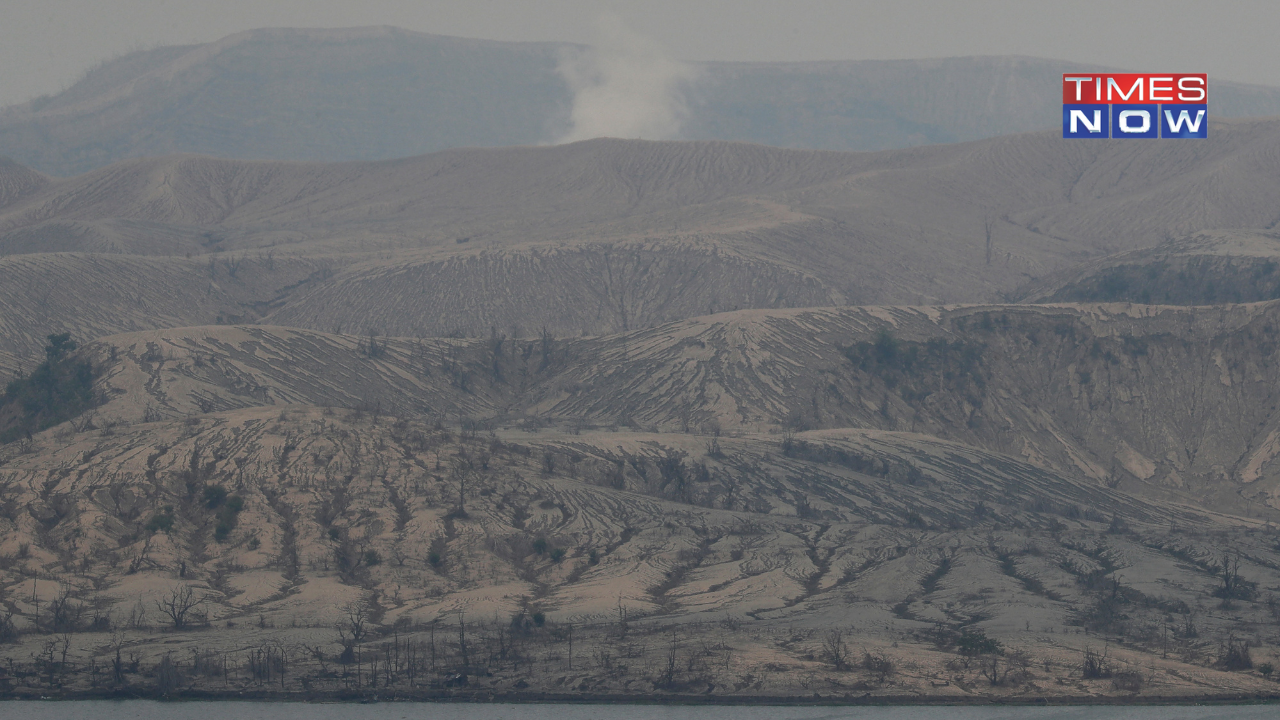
[556,15,697,143]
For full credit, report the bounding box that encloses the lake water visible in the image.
[2,702,1277,720]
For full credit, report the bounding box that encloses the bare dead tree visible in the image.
[539,326,556,371]
[156,584,202,629]
[822,629,850,671]
[660,634,679,687]
[983,214,996,266]
[615,596,629,639]
[336,600,370,663]
[45,587,85,633]
[457,610,470,670]
[450,452,477,516]
[979,653,1009,686]
[1215,553,1256,602]
[862,650,895,683]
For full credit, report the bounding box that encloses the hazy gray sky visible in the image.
[4,0,1280,108]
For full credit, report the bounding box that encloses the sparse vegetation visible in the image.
[1048,258,1280,305]
[210,491,245,543]
[839,329,986,404]
[862,650,894,683]
[0,333,98,444]
[957,628,1002,658]
[1111,669,1144,692]
[1081,646,1113,679]
[1213,554,1257,602]
[145,506,175,534]
[1218,636,1254,671]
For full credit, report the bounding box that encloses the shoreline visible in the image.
[5,688,1280,706]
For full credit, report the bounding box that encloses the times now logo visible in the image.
[1063,74,1207,138]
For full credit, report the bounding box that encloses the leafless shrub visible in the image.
[1218,636,1253,671]
[88,607,112,632]
[127,600,148,629]
[45,588,86,633]
[223,254,244,279]
[0,608,17,643]
[1082,645,1113,679]
[1214,554,1257,604]
[977,654,1006,685]
[357,332,388,360]
[862,650,894,683]
[1111,669,1144,691]
[155,653,180,694]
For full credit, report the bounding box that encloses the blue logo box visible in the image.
[1063,104,1109,138]
[1063,104,1208,138]
[1161,104,1208,138]
[1113,104,1159,138]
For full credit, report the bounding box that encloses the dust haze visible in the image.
[556,15,697,143]
[4,13,1280,706]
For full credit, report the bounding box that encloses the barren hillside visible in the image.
[0,252,323,359]
[2,121,1280,701]
[0,157,47,209]
[1021,229,1280,305]
[2,126,1280,357]
[1,403,1277,700]
[65,302,1280,516]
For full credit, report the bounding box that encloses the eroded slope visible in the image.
[5,127,1280,349]
[66,301,1280,516]
[1,406,1276,699]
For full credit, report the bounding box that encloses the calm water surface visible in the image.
[2,702,1277,720]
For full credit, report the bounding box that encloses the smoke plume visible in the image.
[556,15,697,143]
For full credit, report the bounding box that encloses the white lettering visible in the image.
[1064,76,1092,102]
[1119,110,1151,133]
[1070,109,1103,134]
[1107,77,1143,102]
[1164,108,1205,133]
[1148,77,1173,101]
[1177,77,1206,102]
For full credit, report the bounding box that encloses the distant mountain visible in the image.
[686,56,1280,149]
[4,26,1280,176]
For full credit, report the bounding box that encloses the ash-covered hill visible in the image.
[4,26,1280,176]
[54,299,1280,515]
[2,315,1279,700]
[0,156,48,209]
[4,125,1280,358]
[1020,229,1280,305]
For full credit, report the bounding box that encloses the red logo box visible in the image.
[1062,74,1206,104]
